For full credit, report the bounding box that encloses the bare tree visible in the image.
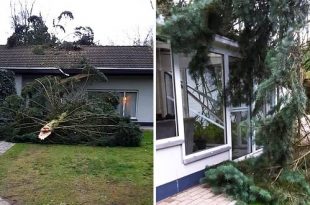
[10,0,35,29]
[128,27,153,47]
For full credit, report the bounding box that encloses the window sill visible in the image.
[234,148,263,162]
[156,136,184,150]
[183,144,231,164]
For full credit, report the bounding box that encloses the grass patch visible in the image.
[0,131,153,205]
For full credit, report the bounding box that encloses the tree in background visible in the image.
[129,27,153,46]
[7,1,94,47]
[74,26,95,45]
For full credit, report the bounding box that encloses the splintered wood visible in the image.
[38,112,68,140]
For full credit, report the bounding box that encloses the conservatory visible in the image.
[155,35,275,201]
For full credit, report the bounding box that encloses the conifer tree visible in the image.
[159,0,310,167]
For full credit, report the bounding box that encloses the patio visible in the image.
[157,185,236,205]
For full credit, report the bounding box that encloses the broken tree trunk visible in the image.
[38,112,68,140]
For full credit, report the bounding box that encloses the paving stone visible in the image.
[0,197,11,205]
[157,185,236,205]
[0,141,14,155]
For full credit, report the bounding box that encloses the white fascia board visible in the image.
[156,35,239,51]
[96,67,153,70]
[157,41,170,49]
[214,34,239,48]
[0,67,152,70]
[0,67,59,70]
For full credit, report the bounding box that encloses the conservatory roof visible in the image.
[0,45,153,69]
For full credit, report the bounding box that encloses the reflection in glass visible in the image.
[180,52,226,155]
[124,92,137,118]
[229,56,252,158]
[231,110,251,159]
[156,48,178,140]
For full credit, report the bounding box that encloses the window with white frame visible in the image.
[156,46,179,140]
[229,56,252,159]
[178,52,227,155]
[88,90,138,119]
[117,91,138,118]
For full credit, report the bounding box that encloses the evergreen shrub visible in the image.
[0,70,16,140]
[0,69,16,103]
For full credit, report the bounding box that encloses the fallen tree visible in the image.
[0,66,142,147]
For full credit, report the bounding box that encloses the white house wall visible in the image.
[156,145,230,186]
[18,74,153,123]
[156,37,240,201]
[85,75,153,123]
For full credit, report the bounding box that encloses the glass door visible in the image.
[230,107,251,159]
[228,56,252,159]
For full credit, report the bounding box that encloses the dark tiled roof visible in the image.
[0,45,153,69]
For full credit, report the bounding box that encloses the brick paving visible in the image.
[0,141,14,155]
[157,185,236,205]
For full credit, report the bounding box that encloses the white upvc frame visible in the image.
[172,37,246,163]
[119,91,139,119]
[157,36,264,163]
[156,53,185,150]
[156,42,184,150]
[230,106,252,159]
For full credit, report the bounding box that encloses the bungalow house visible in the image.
[0,45,153,126]
[156,36,275,201]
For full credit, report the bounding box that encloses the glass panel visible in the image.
[164,73,175,116]
[88,91,119,108]
[231,110,251,159]
[179,52,226,155]
[124,92,137,118]
[116,92,125,116]
[228,56,253,157]
[89,91,131,116]
[156,48,178,140]
[228,57,247,107]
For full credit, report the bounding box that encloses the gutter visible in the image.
[0,67,153,75]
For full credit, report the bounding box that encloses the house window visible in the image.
[231,109,251,159]
[179,52,226,155]
[164,72,175,116]
[228,56,252,159]
[156,47,178,140]
[117,92,138,118]
[88,90,138,119]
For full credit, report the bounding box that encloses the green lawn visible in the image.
[0,131,153,205]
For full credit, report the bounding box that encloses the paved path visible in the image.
[157,185,236,205]
[0,141,15,205]
[0,197,10,205]
[0,141,14,155]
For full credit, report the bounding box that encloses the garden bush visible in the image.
[0,69,15,103]
[0,70,16,140]
[0,66,143,147]
[115,119,142,147]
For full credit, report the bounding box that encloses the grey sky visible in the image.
[0,0,155,45]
